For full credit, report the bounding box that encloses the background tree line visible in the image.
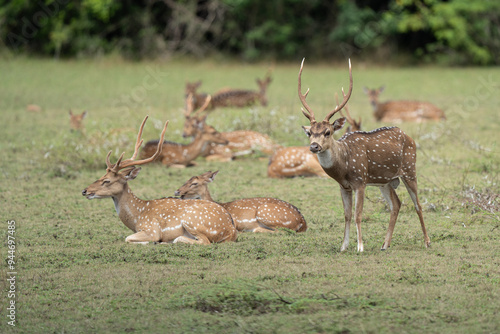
[1,0,498,65]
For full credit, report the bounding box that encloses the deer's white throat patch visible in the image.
[317,150,334,169]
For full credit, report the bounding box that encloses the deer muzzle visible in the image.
[310,142,321,153]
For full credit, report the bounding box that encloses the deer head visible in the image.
[69,109,88,132]
[299,58,353,154]
[174,170,217,200]
[82,116,168,199]
[363,86,384,109]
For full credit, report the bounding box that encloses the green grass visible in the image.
[1,57,499,333]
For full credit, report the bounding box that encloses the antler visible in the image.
[298,58,315,122]
[193,95,212,118]
[324,59,353,122]
[106,116,169,172]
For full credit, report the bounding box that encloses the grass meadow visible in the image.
[1,57,499,333]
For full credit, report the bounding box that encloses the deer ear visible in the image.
[302,126,311,137]
[209,170,218,182]
[124,167,141,180]
[333,117,346,132]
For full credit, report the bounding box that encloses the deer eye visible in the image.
[190,183,198,187]
[324,130,331,137]
[102,179,111,185]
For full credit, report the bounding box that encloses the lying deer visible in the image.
[185,73,272,110]
[299,59,430,252]
[267,95,362,179]
[174,170,307,233]
[183,95,279,161]
[69,110,87,132]
[82,116,237,244]
[140,96,229,167]
[363,86,446,122]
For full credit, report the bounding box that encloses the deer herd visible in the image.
[82,59,440,252]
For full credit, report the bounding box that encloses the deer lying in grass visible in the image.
[267,94,361,179]
[299,59,430,252]
[69,110,87,132]
[82,116,237,244]
[175,171,307,233]
[140,96,229,167]
[363,86,446,122]
[185,73,272,110]
[183,95,280,161]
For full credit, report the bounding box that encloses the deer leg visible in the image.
[125,230,159,244]
[354,186,366,252]
[402,178,431,248]
[339,187,353,252]
[173,234,211,245]
[379,184,401,250]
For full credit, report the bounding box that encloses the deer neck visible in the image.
[112,183,145,232]
[317,140,350,187]
[199,186,215,202]
[182,134,207,161]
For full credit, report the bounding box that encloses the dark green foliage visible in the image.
[1,0,499,64]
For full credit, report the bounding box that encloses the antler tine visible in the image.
[116,118,169,171]
[184,93,194,117]
[193,95,212,118]
[298,58,315,122]
[129,115,148,161]
[336,91,354,124]
[324,59,353,122]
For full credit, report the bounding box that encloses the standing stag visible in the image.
[298,59,430,252]
[82,116,237,244]
[267,94,361,179]
[175,171,307,233]
[364,86,446,122]
[140,96,229,167]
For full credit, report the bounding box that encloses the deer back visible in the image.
[267,146,328,178]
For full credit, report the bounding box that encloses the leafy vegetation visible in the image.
[0,58,499,333]
[1,0,499,64]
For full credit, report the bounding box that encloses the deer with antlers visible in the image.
[363,86,446,123]
[140,96,229,167]
[298,59,430,252]
[82,116,237,244]
[267,94,361,179]
[183,95,279,161]
[69,110,87,132]
[174,170,307,233]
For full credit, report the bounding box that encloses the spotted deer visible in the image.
[82,116,237,245]
[185,73,272,110]
[69,110,87,132]
[183,95,280,161]
[363,86,446,122]
[299,59,430,252]
[267,93,361,179]
[140,96,229,167]
[174,171,307,233]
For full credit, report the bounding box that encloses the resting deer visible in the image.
[140,96,229,167]
[69,110,87,132]
[185,73,272,110]
[82,116,237,244]
[174,171,307,233]
[299,59,430,252]
[183,95,279,161]
[267,96,361,179]
[363,86,446,122]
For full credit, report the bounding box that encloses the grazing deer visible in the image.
[69,110,87,132]
[183,95,280,160]
[298,59,430,252]
[140,96,229,167]
[174,171,307,233]
[82,116,237,245]
[363,86,446,122]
